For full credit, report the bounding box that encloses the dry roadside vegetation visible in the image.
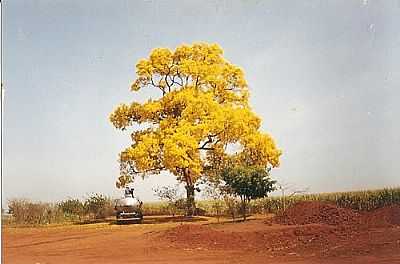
[4,193,115,226]
[5,187,399,226]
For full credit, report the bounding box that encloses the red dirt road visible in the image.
[3,215,400,264]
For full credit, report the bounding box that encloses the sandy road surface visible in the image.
[3,216,400,264]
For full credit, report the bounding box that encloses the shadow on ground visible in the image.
[75,215,248,226]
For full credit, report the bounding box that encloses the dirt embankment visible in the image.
[273,201,400,228]
[273,201,362,226]
[362,204,400,227]
[159,202,400,259]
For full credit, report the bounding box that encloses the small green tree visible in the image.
[222,166,276,220]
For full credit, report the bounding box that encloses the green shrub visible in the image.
[84,193,114,219]
[58,198,85,220]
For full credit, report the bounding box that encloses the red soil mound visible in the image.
[363,204,400,227]
[159,220,400,258]
[161,222,337,253]
[275,201,361,226]
[157,204,400,259]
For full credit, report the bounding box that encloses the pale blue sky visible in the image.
[3,0,400,203]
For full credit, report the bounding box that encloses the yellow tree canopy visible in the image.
[110,43,281,188]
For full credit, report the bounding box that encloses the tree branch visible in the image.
[199,137,213,149]
[150,76,166,95]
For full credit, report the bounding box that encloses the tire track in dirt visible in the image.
[6,235,90,248]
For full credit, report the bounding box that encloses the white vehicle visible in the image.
[114,187,143,222]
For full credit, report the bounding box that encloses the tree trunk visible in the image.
[183,168,196,217]
[185,184,196,216]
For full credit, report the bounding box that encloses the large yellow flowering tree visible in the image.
[110,43,281,215]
